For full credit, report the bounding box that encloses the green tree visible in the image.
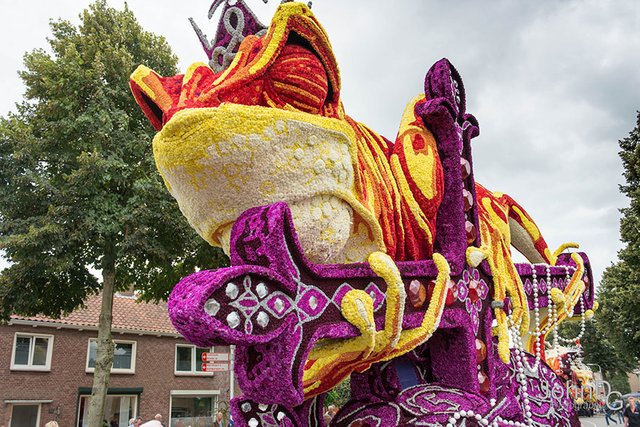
[0,2,227,426]
[559,319,635,393]
[598,112,640,362]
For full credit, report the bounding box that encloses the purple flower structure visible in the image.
[164,57,595,427]
[457,268,489,335]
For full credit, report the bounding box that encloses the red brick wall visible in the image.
[0,324,231,427]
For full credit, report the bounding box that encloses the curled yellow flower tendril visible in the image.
[551,242,580,262]
[302,251,450,397]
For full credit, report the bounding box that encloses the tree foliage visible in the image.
[0,0,228,320]
[597,112,640,362]
[0,3,229,425]
[324,377,350,408]
[559,319,635,393]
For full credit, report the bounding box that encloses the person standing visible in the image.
[154,414,166,427]
[214,411,226,427]
[605,405,618,425]
[624,397,640,427]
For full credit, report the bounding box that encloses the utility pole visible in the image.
[230,345,235,401]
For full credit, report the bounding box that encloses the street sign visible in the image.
[201,352,230,362]
[201,362,229,372]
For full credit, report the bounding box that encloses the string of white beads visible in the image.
[444,408,534,427]
[509,325,535,427]
[447,259,589,426]
[557,296,586,343]
[523,264,542,372]
[553,266,587,344]
[549,265,559,352]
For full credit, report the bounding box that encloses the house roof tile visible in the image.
[10,293,178,335]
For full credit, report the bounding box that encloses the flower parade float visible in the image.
[129,1,597,425]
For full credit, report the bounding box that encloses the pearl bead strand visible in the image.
[446,261,589,426]
[523,264,542,372]
[509,324,535,427]
[444,406,534,427]
[551,266,587,344]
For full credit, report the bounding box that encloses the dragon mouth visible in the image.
[130,2,341,132]
[136,90,164,130]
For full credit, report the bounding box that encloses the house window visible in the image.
[86,339,136,374]
[175,344,213,375]
[77,395,137,427]
[10,403,41,427]
[10,333,54,371]
[169,392,219,427]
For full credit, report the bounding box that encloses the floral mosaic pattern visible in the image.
[457,268,489,335]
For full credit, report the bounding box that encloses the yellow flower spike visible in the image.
[564,283,586,315]
[551,242,580,263]
[466,245,490,268]
[482,252,511,359]
[391,253,449,351]
[339,290,376,358]
[543,253,586,341]
[550,288,566,306]
[516,272,531,336]
[368,251,405,349]
[421,253,449,331]
[593,301,599,311]
[513,306,528,336]
[565,253,586,301]
[585,309,595,320]
[306,290,377,362]
[496,314,511,363]
[478,239,529,359]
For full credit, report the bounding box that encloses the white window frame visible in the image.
[85,338,136,374]
[10,333,54,372]
[174,344,214,376]
[9,402,42,427]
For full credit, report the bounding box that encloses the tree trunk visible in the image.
[87,261,116,427]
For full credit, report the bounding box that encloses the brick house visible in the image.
[0,292,235,427]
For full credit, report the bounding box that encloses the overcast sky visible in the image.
[1,0,639,287]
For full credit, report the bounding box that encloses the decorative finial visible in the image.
[190,0,267,73]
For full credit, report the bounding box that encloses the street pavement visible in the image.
[580,415,624,426]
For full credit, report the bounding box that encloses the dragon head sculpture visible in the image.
[130,2,446,265]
